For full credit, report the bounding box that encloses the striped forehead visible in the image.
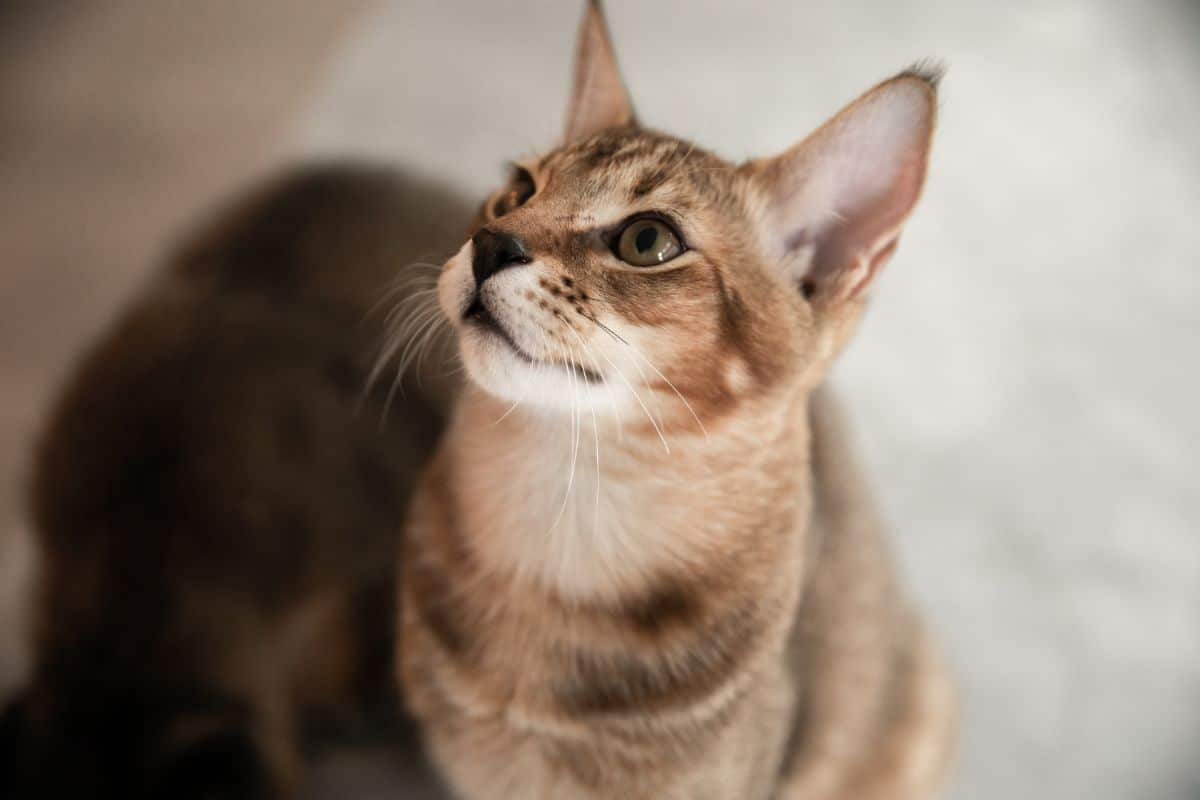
[536,130,732,222]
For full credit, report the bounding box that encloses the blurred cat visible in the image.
[1,164,468,797]
[398,3,956,799]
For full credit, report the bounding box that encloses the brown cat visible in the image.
[398,3,956,799]
[2,164,469,797]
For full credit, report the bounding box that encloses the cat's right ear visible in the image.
[743,68,940,313]
[563,0,636,144]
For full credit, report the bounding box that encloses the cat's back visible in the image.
[12,164,471,796]
[33,164,469,585]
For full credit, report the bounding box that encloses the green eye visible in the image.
[615,218,684,267]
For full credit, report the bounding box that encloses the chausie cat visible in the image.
[396,3,957,799]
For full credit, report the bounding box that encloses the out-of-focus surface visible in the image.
[2,2,1198,799]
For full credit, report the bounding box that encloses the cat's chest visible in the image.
[411,635,795,800]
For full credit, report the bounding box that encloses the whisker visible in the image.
[492,397,523,425]
[561,325,604,532]
[492,333,542,425]
[583,331,670,454]
[670,140,699,174]
[622,341,710,443]
[583,354,601,534]
[411,313,450,386]
[610,330,671,436]
[376,303,446,428]
[581,310,629,346]
[393,305,446,377]
[363,297,436,407]
[581,313,708,442]
[376,291,436,342]
[564,324,623,445]
[364,263,442,320]
[547,339,582,534]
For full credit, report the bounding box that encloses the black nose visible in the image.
[472,228,530,287]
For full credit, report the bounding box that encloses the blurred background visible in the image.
[1,1,1197,798]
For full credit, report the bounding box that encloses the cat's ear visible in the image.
[744,68,940,309]
[563,0,636,144]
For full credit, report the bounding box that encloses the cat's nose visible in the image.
[472,228,531,288]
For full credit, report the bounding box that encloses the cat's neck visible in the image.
[441,383,812,604]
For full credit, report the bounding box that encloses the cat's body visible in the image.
[4,164,470,797]
[399,4,956,799]
[402,378,807,800]
[403,387,954,800]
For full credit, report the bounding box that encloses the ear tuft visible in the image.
[895,59,947,91]
[563,0,636,144]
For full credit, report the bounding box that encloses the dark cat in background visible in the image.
[0,165,465,797]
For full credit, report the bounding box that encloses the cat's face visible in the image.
[436,2,937,430]
[439,128,803,424]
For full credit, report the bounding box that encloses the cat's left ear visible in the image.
[563,0,636,144]
[744,68,940,309]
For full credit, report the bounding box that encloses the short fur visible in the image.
[4,165,471,797]
[399,3,956,799]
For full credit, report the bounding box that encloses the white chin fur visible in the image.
[459,325,616,414]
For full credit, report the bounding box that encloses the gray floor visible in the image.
[4,2,1199,798]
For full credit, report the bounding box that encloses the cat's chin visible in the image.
[459,325,615,414]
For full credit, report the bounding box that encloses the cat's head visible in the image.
[439,1,938,430]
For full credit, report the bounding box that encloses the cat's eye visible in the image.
[490,167,536,218]
[614,218,684,267]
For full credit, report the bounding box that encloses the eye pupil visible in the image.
[634,226,658,253]
[614,217,684,267]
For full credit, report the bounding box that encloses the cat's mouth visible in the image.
[464,298,602,383]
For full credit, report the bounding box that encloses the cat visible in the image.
[1,164,469,797]
[397,2,957,799]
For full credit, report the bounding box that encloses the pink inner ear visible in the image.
[850,236,899,299]
[756,75,936,304]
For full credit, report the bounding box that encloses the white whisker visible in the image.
[363,288,441,416]
[562,328,603,534]
[364,262,442,320]
[612,330,671,436]
[492,331,543,425]
[547,338,582,534]
[564,323,623,446]
[389,311,443,393]
[585,332,671,454]
[585,362,600,533]
[376,302,446,428]
[621,340,709,442]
